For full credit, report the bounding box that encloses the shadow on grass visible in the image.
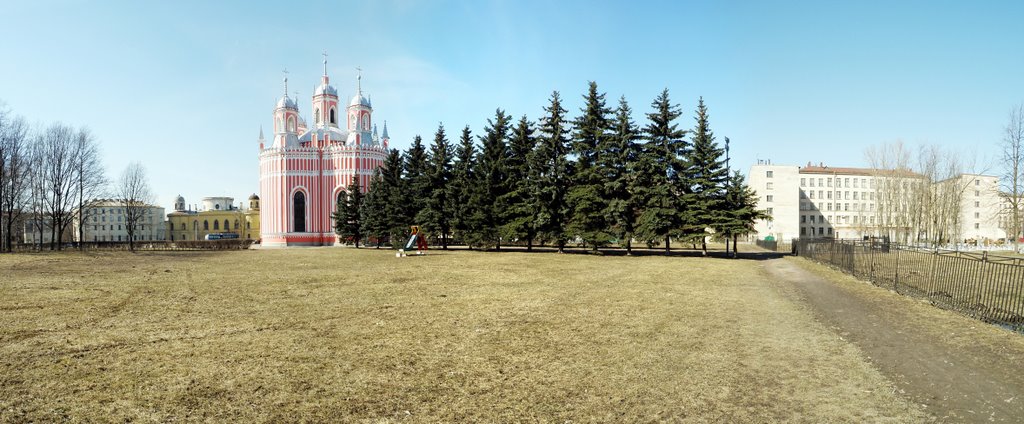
[370,244,789,261]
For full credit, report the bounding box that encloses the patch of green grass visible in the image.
[0,249,924,422]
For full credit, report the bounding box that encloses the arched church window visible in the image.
[315,108,321,125]
[214,220,219,230]
[337,190,346,206]
[363,115,369,130]
[180,223,185,230]
[330,108,336,124]
[224,220,230,230]
[293,191,306,232]
[203,220,209,230]
[234,220,239,229]
[246,222,251,229]
[288,116,296,132]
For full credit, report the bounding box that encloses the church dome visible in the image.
[248,193,259,200]
[276,95,298,109]
[349,93,371,107]
[316,83,338,96]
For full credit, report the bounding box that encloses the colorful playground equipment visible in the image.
[396,225,428,257]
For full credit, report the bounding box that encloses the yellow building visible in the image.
[166,195,260,241]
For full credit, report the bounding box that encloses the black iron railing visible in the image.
[795,238,1024,332]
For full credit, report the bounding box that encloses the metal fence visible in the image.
[795,238,1024,332]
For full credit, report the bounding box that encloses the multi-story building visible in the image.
[166,195,260,241]
[73,199,166,243]
[749,162,1007,244]
[748,161,801,242]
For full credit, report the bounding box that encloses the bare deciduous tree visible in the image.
[73,128,106,248]
[117,162,153,252]
[0,109,31,252]
[40,123,80,249]
[1001,103,1024,252]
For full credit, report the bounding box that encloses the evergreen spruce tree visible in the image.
[450,126,483,248]
[404,135,430,219]
[360,171,388,248]
[721,170,770,257]
[532,91,573,253]
[568,82,613,252]
[635,88,688,254]
[688,97,729,255]
[476,109,511,249]
[332,175,363,247]
[381,148,409,248]
[601,96,640,255]
[417,123,454,249]
[500,115,539,249]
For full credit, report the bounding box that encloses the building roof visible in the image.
[799,164,922,178]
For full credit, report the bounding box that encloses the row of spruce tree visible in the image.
[333,82,767,255]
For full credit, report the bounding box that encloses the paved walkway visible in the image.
[764,257,1024,423]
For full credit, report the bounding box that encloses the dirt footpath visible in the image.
[764,257,1024,423]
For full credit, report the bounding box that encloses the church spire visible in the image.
[322,51,329,85]
[381,120,389,139]
[356,66,362,95]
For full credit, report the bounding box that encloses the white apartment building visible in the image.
[749,162,1007,244]
[73,199,166,243]
[748,162,801,242]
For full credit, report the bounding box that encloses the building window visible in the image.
[766,170,773,178]
[766,195,774,202]
[800,178,806,187]
[204,220,209,230]
[975,223,980,229]
[766,182,773,190]
[801,227,806,236]
[214,220,219,230]
[809,178,815,187]
[975,179,980,186]
[330,108,336,124]
[975,212,980,219]
[975,190,980,196]
[766,207,773,216]
[827,178,832,187]
[975,201,980,208]
[294,191,306,232]
[801,215,806,223]
[234,220,240,230]
[809,191,815,199]
[246,222,250,229]
[224,220,230,231]
[818,178,823,187]
[315,108,321,124]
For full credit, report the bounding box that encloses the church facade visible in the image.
[258,58,389,246]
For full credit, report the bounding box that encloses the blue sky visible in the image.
[1,0,1022,211]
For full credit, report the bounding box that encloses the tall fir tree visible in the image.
[499,115,539,249]
[360,170,388,248]
[568,82,613,252]
[381,148,409,248]
[476,109,512,249]
[332,175,363,247]
[450,125,482,248]
[687,97,729,255]
[721,170,770,257]
[404,135,430,219]
[417,123,454,249]
[635,88,688,254]
[601,96,640,255]
[531,91,573,253]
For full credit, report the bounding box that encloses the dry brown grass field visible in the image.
[0,248,926,422]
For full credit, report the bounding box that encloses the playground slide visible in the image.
[404,234,417,250]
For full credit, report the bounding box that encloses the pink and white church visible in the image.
[258,57,389,246]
